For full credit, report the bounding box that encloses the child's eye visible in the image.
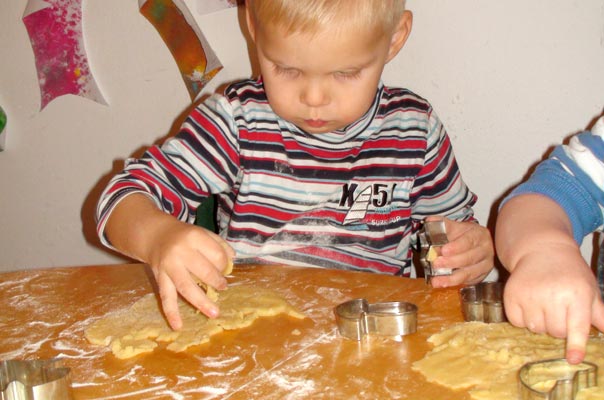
[334,70,361,80]
[273,65,300,78]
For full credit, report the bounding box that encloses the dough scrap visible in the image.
[85,285,306,359]
[412,322,604,400]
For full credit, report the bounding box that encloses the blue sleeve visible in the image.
[501,132,604,244]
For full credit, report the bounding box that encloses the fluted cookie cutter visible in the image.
[334,298,418,340]
[460,281,506,323]
[519,358,598,399]
[0,358,73,400]
[418,220,453,283]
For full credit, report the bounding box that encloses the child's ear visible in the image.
[245,0,257,43]
[386,10,413,62]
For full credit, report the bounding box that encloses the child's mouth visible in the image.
[305,119,328,128]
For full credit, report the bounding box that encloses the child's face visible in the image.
[251,21,402,134]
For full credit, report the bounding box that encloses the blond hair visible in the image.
[247,0,406,37]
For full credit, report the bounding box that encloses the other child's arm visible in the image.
[496,193,604,364]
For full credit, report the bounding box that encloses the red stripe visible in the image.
[189,109,239,163]
[234,203,297,220]
[129,167,186,216]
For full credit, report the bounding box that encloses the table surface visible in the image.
[0,263,470,399]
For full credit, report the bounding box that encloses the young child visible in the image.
[96,0,494,330]
[496,115,604,364]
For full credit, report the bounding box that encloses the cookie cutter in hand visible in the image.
[0,358,73,400]
[418,220,453,283]
[460,281,506,323]
[334,298,418,340]
[519,358,598,400]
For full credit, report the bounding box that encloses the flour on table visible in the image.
[412,322,604,400]
[85,285,306,359]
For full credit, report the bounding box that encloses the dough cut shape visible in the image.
[85,285,306,359]
[412,322,604,400]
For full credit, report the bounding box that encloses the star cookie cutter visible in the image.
[460,281,506,323]
[334,298,418,340]
[418,220,453,283]
[0,358,73,400]
[519,358,598,399]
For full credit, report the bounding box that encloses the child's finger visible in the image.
[524,309,547,335]
[502,297,527,329]
[430,265,473,287]
[190,229,233,280]
[171,266,220,319]
[188,258,227,292]
[206,232,236,275]
[156,272,183,331]
[565,307,591,364]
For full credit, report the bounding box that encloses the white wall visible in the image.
[0,0,602,272]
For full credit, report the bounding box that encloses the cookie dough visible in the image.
[85,285,306,359]
[412,322,604,400]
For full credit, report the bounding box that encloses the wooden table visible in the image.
[0,263,470,399]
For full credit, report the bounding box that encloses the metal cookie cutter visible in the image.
[0,358,73,400]
[519,358,598,400]
[418,220,452,283]
[334,298,418,340]
[460,281,506,323]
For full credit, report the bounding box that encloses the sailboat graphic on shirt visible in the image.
[343,186,372,225]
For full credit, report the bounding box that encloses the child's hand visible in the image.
[503,245,604,364]
[427,217,494,287]
[145,219,235,331]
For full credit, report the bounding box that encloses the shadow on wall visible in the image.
[79,98,199,261]
[79,85,236,261]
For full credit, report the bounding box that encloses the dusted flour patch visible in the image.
[85,285,306,359]
[412,322,604,400]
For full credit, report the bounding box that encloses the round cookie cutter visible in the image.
[334,298,418,340]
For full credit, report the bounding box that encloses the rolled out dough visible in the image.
[412,322,604,400]
[85,285,306,359]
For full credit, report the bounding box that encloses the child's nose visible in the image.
[300,80,330,107]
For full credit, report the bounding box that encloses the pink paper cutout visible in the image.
[23,0,107,110]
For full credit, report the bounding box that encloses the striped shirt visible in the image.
[97,78,477,276]
[504,116,604,244]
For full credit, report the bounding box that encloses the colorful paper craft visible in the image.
[23,0,107,110]
[140,0,223,101]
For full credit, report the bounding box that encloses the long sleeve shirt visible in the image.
[504,116,604,244]
[97,78,477,276]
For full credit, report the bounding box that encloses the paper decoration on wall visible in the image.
[140,0,223,101]
[23,0,107,110]
[196,0,238,16]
